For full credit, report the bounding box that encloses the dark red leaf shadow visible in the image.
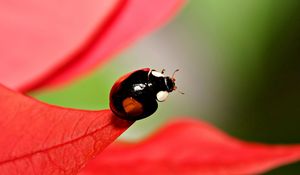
[0,84,132,175]
[80,119,300,175]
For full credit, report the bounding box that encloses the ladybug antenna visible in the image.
[170,69,183,94]
[177,90,185,95]
[161,68,165,74]
[173,86,184,95]
[172,69,180,79]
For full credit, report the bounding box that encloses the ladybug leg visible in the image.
[161,69,165,74]
[172,69,179,79]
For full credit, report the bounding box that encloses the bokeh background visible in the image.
[31,1,300,174]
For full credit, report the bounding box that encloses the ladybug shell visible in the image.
[109,68,158,121]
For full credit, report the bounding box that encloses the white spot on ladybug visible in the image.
[156,91,169,102]
[133,84,146,91]
[151,71,164,78]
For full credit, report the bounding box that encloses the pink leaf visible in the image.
[80,119,300,175]
[0,84,132,175]
[0,0,185,92]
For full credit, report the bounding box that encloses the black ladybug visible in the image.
[109,68,179,121]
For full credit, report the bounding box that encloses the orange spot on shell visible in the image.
[122,97,143,116]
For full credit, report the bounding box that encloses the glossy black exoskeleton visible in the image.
[109,68,177,121]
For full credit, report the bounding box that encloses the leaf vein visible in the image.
[0,121,110,167]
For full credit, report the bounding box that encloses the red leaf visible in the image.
[0,0,120,91]
[41,0,185,89]
[0,0,185,92]
[80,119,300,175]
[0,84,132,175]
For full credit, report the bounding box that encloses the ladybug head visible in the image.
[165,69,183,94]
[165,76,176,92]
[150,69,183,102]
[149,69,183,98]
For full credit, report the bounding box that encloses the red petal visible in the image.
[41,0,185,90]
[0,0,185,92]
[0,85,132,175]
[80,119,300,175]
[0,0,121,91]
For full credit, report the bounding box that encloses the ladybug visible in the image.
[109,68,180,121]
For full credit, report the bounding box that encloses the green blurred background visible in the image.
[31,1,300,174]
